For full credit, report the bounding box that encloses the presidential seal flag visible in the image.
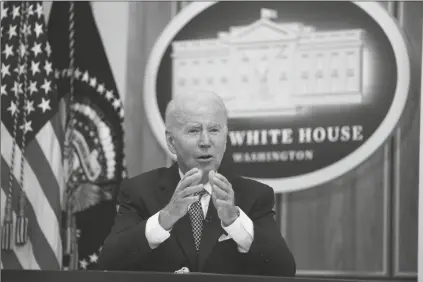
[47,1,127,270]
[1,1,65,269]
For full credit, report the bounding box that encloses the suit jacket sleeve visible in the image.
[241,184,296,277]
[97,178,154,270]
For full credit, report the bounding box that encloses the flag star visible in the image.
[1,85,7,96]
[1,63,11,78]
[1,7,8,20]
[12,5,20,19]
[79,259,88,270]
[89,253,98,263]
[112,99,121,109]
[27,4,34,16]
[89,77,97,88]
[74,68,82,79]
[7,101,18,116]
[7,25,17,39]
[105,90,114,100]
[40,79,52,94]
[97,84,105,94]
[11,81,23,95]
[54,69,60,79]
[14,64,26,75]
[67,68,73,77]
[2,44,14,59]
[24,100,35,115]
[20,120,33,133]
[34,22,43,38]
[82,71,89,82]
[35,3,43,18]
[38,98,51,113]
[45,42,52,57]
[119,108,124,118]
[44,61,53,75]
[19,43,27,57]
[31,42,42,57]
[28,80,38,95]
[31,61,40,75]
[23,23,32,36]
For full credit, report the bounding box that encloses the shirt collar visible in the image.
[178,169,212,195]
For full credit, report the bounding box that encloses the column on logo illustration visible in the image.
[293,29,364,106]
[171,38,232,103]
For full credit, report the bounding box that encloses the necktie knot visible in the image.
[194,189,207,198]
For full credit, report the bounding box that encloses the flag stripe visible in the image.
[1,124,62,264]
[50,109,65,154]
[2,122,61,224]
[1,158,60,270]
[1,248,23,270]
[0,189,40,270]
[26,139,61,223]
[36,120,65,206]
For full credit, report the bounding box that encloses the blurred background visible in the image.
[1,1,421,280]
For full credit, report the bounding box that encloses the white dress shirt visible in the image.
[145,171,254,253]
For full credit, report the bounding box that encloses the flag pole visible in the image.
[15,1,30,247]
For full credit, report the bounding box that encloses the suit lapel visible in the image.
[171,214,198,270]
[197,198,225,272]
[156,163,179,208]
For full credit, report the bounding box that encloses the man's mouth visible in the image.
[198,155,213,161]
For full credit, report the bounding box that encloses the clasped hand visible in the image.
[159,168,238,230]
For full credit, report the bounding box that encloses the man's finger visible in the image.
[180,170,202,189]
[214,173,230,185]
[216,199,227,207]
[211,192,218,207]
[212,176,232,194]
[183,168,200,180]
[183,195,200,206]
[180,184,204,198]
[212,184,228,200]
[208,171,215,187]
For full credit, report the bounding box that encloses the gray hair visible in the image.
[165,90,228,131]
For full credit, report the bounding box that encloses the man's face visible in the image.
[166,102,227,181]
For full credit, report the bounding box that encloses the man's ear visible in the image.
[165,130,176,154]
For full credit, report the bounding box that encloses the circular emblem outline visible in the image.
[144,1,411,193]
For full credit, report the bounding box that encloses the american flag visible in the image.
[1,1,64,269]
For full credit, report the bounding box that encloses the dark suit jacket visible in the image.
[97,164,296,277]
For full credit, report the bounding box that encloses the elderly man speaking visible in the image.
[98,90,296,276]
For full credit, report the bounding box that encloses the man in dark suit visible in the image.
[97,90,296,276]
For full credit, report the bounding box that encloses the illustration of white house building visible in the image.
[171,8,365,118]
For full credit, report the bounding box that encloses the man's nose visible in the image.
[199,131,211,147]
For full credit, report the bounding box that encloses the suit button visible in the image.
[264,259,269,263]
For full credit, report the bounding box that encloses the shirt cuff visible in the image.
[145,211,171,249]
[221,207,254,253]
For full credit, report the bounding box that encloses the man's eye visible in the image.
[188,129,199,133]
[210,128,219,133]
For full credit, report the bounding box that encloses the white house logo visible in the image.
[171,10,365,118]
[144,2,411,193]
